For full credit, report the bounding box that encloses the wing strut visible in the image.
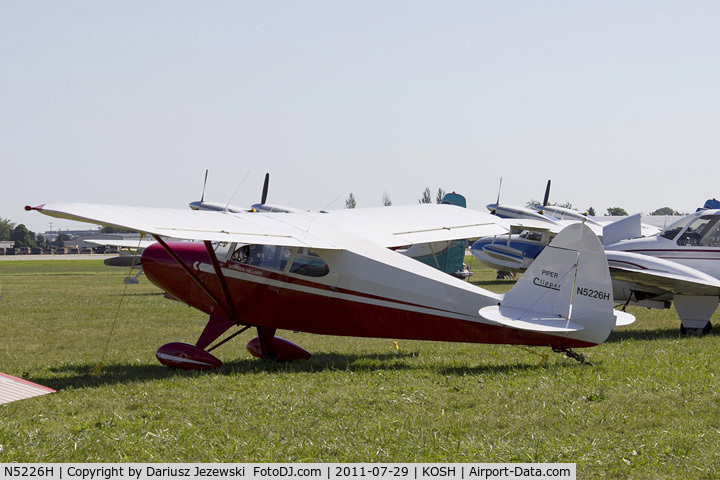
[203,240,236,319]
[151,235,233,318]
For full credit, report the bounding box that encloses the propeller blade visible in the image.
[201,169,209,202]
[261,173,269,205]
[542,180,551,207]
[496,177,503,205]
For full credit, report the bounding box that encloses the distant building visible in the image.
[43,228,101,243]
[70,233,144,249]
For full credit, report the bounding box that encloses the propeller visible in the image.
[496,177,503,205]
[188,170,211,210]
[542,180,551,207]
[261,173,269,205]
[201,169,209,202]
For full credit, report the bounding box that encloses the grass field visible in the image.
[1,257,719,478]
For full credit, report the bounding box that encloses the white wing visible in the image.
[27,203,512,249]
[28,203,340,249]
[84,238,158,249]
[321,204,511,247]
[607,251,720,296]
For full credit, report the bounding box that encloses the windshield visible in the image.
[658,215,698,240]
[676,215,720,246]
[518,230,543,242]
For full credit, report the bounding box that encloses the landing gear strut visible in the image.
[246,326,312,361]
[150,237,311,369]
[553,347,592,365]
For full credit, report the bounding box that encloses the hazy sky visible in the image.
[3,1,720,234]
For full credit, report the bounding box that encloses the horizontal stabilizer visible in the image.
[490,223,625,345]
[615,310,636,326]
[479,305,585,333]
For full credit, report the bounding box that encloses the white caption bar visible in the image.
[0,464,576,480]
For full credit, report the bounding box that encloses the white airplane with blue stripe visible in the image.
[476,185,720,336]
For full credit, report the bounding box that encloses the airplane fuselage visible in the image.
[605,235,720,280]
[470,233,547,273]
[141,241,596,349]
[604,210,720,281]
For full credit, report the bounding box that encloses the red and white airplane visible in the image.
[25,201,634,369]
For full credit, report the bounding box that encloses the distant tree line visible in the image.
[0,217,49,248]
[345,187,447,209]
[606,207,684,216]
[524,203,684,217]
[0,217,134,248]
[526,200,574,209]
[650,207,682,216]
[606,207,628,216]
[344,191,687,216]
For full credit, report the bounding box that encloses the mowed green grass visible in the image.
[1,258,719,478]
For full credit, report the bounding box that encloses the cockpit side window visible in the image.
[289,248,329,277]
[228,245,329,276]
[676,216,717,246]
[699,220,720,246]
[519,230,542,242]
[230,244,293,271]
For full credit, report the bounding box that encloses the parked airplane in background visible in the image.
[605,208,720,335]
[93,172,302,285]
[26,199,633,370]
[486,180,659,241]
[189,172,302,214]
[531,181,660,240]
[85,236,156,284]
[470,214,649,274]
[471,225,558,275]
[485,179,573,227]
[475,196,720,336]
[475,179,659,278]
[192,172,473,279]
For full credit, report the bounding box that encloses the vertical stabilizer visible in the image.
[479,223,625,345]
[602,213,642,245]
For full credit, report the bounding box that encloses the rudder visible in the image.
[479,223,628,346]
